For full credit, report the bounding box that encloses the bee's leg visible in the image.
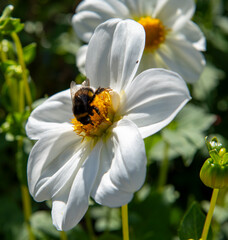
[91,106,100,115]
[95,87,105,95]
[90,88,106,102]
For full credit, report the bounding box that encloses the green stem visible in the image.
[201,188,219,240]
[21,184,36,240]
[157,141,169,191]
[59,231,68,240]
[105,207,111,233]
[19,79,24,113]
[17,138,35,240]
[11,32,32,110]
[85,209,96,240]
[0,41,7,61]
[121,204,129,240]
[0,41,18,110]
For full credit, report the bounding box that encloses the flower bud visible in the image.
[200,137,228,189]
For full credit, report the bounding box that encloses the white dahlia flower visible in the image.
[26,19,191,231]
[73,0,206,83]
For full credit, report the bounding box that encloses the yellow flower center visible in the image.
[137,16,167,52]
[71,89,118,138]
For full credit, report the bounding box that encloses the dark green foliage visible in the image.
[0,0,228,239]
[178,202,212,240]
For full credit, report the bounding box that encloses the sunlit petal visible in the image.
[27,127,82,200]
[122,69,191,138]
[158,37,206,83]
[85,19,145,92]
[154,0,195,31]
[91,119,146,206]
[72,0,130,42]
[51,141,101,231]
[26,89,72,140]
[178,20,206,51]
[76,45,88,75]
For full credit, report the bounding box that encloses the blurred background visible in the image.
[0,0,228,239]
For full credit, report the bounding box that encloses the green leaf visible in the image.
[30,211,59,238]
[131,190,173,240]
[0,18,24,35]
[162,130,197,166]
[98,233,121,240]
[178,202,212,240]
[162,104,216,166]
[146,135,179,163]
[0,39,15,58]
[193,64,224,101]
[23,43,37,64]
[90,206,121,232]
[147,104,215,165]
[0,60,17,73]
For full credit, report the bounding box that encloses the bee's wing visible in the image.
[82,78,90,87]
[70,81,80,100]
[70,79,90,100]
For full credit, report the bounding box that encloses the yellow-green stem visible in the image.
[59,231,68,240]
[121,204,129,240]
[157,142,169,191]
[201,188,219,240]
[21,184,36,240]
[0,42,17,110]
[11,32,32,110]
[0,42,7,61]
[85,209,96,240]
[19,80,24,113]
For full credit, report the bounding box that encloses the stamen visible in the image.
[137,16,168,52]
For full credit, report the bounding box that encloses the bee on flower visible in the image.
[72,0,206,83]
[26,19,191,231]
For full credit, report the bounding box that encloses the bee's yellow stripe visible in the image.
[76,112,88,118]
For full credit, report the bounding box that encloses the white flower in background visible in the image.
[26,19,191,231]
[72,0,206,83]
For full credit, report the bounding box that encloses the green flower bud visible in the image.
[219,148,226,157]
[0,5,14,20]
[200,137,228,189]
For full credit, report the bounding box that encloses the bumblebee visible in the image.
[70,79,105,125]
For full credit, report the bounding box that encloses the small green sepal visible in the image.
[205,136,222,152]
[200,137,228,189]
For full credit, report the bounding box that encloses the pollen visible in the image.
[137,17,168,52]
[71,89,116,138]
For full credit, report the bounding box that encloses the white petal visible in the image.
[177,20,206,51]
[76,45,88,75]
[137,51,167,73]
[72,0,129,42]
[27,127,82,201]
[33,140,92,202]
[158,37,206,83]
[92,171,133,207]
[110,119,147,191]
[77,0,130,18]
[26,89,72,140]
[154,0,195,31]
[123,0,157,17]
[91,119,146,207]
[52,141,101,231]
[86,19,145,92]
[122,69,191,139]
[72,11,107,43]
